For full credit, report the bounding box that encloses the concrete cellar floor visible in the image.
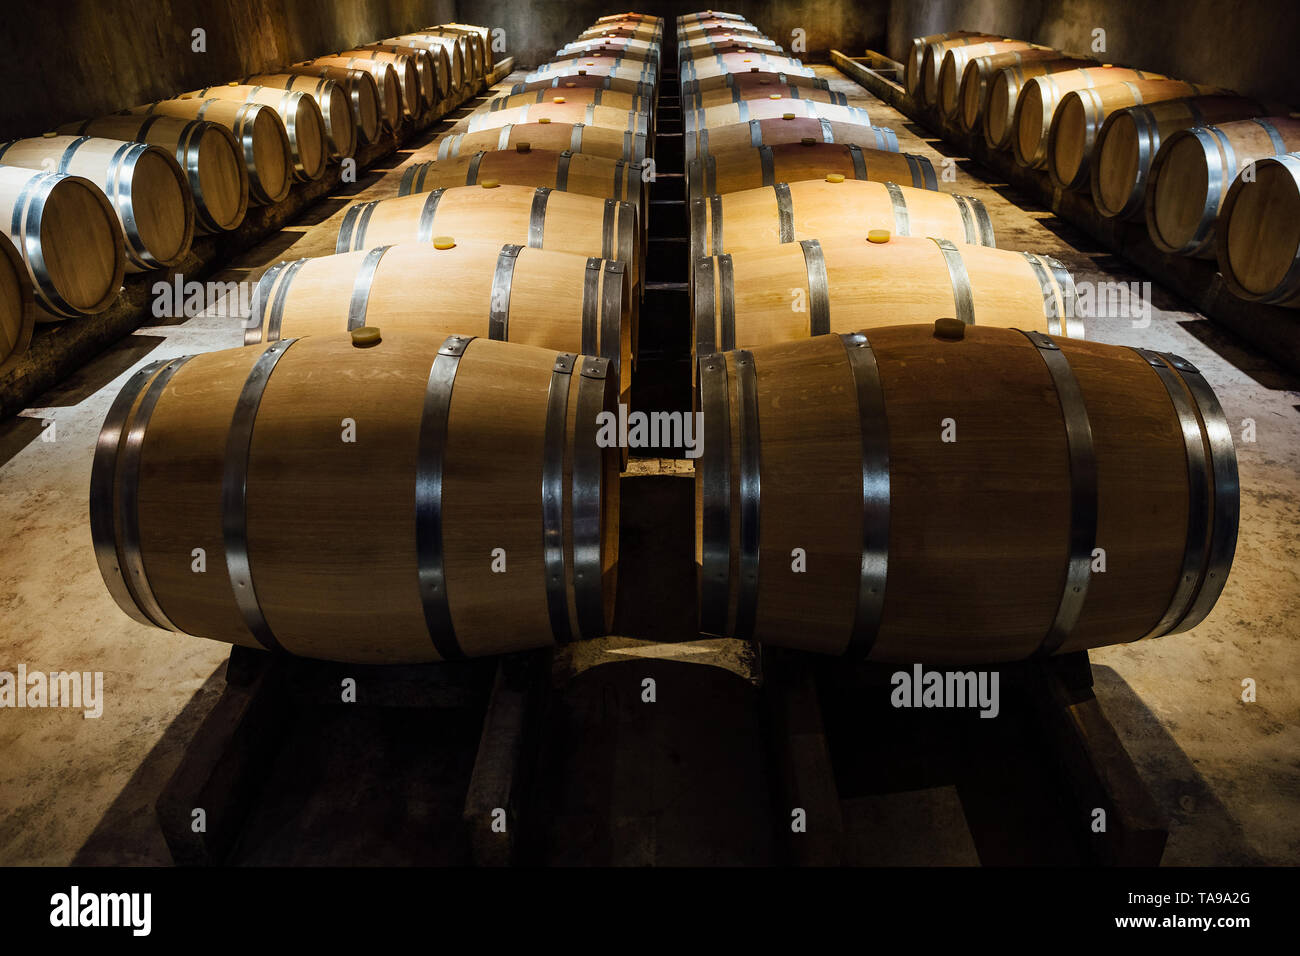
[0,65,1297,866]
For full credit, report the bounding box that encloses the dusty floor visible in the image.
[0,64,1297,866]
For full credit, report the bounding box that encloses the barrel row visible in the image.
[910,29,1300,306]
[89,12,656,661]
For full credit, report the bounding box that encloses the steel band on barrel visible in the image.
[884,181,911,237]
[488,244,522,340]
[346,245,392,330]
[1019,252,1063,336]
[698,352,731,636]
[932,238,976,326]
[774,182,794,242]
[848,144,867,180]
[599,260,626,375]
[541,352,577,644]
[717,254,736,351]
[223,339,300,654]
[556,149,573,191]
[758,144,775,186]
[1020,330,1097,657]
[839,332,890,658]
[571,355,611,640]
[266,258,309,341]
[799,238,830,335]
[581,257,601,354]
[416,335,473,660]
[466,150,485,184]
[733,350,762,642]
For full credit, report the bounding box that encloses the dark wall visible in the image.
[0,0,456,140]
[886,0,1300,108]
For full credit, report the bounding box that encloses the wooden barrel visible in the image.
[1145,117,1300,256]
[680,20,762,38]
[1012,67,1167,168]
[440,23,494,75]
[938,41,1050,118]
[338,49,425,119]
[489,87,651,115]
[695,324,1237,661]
[0,231,34,373]
[686,97,872,133]
[681,37,783,59]
[957,50,1091,133]
[680,52,812,84]
[0,134,194,272]
[421,27,481,82]
[679,11,745,25]
[565,35,659,54]
[557,44,659,65]
[582,23,662,42]
[387,34,464,93]
[905,31,989,97]
[528,59,657,85]
[510,74,654,98]
[1217,154,1300,306]
[687,117,898,163]
[1090,95,1266,220]
[982,57,1106,149]
[302,57,403,130]
[358,43,442,109]
[193,84,328,182]
[692,235,1078,358]
[60,115,248,234]
[681,70,831,99]
[689,80,848,111]
[467,102,650,137]
[918,34,1004,105]
[438,123,649,166]
[130,98,292,206]
[90,332,619,662]
[1046,79,1221,188]
[0,167,125,318]
[690,178,995,261]
[686,142,937,204]
[244,73,359,158]
[334,183,640,293]
[283,64,387,140]
[244,242,631,400]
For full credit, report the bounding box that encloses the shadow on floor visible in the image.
[33,334,167,408]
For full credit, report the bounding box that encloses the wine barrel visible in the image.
[439,22,494,76]
[130,98,292,206]
[679,11,745,25]
[90,332,619,662]
[686,98,871,133]
[489,87,651,115]
[682,37,783,59]
[1216,153,1300,306]
[689,178,994,261]
[564,36,660,56]
[510,74,654,98]
[192,84,328,182]
[527,59,657,85]
[1046,79,1222,188]
[303,57,403,130]
[338,49,425,119]
[0,135,194,273]
[0,166,125,318]
[937,40,1047,118]
[582,23,662,42]
[244,242,631,400]
[1091,95,1266,220]
[982,57,1106,149]
[905,31,989,97]
[244,73,360,158]
[556,44,659,66]
[60,115,248,234]
[420,27,480,82]
[695,324,1237,661]
[438,123,649,166]
[919,34,1004,106]
[689,80,848,111]
[1012,67,1167,168]
[686,142,937,204]
[334,183,640,293]
[1145,117,1300,256]
[680,52,812,84]
[687,117,898,163]
[360,43,443,106]
[958,50,1094,134]
[692,235,1078,358]
[467,102,651,137]
[386,34,463,93]
[0,231,34,373]
[283,63,388,139]
[682,70,831,99]
[680,20,763,38]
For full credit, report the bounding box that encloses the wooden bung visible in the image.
[695,326,1238,661]
[90,333,620,662]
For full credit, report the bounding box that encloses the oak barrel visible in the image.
[905,31,989,97]
[689,178,994,261]
[681,71,830,98]
[0,166,125,318]
[958,50,1094,134]
[680,52,811,84]
[301,57,403,130]
[130,98,292,205]
[696,325,1237,661]
[692,235,1078,358]
[386,34,464,93]
[244,242,631,400]
[264,66,380,145]
[192,84,328,182]
[60,115,247,234]
[687,116,897,162]
[0,231,34,373]
[467,102,650,137]
[510,74,655,98]
[489,87,651,115]
[90,333,619,662]
[437,123,649,165]
[244,73,358,160]
[419,27,480,82]
[938,40,1046,118]
[1217,153,1300,306]
[918,34,1004,106]
[1090,95,1266,220]
[688,79,847,111]
[338,49,426,119]
[686,97,871,133]
[360,43,443,106]
[1145,117,1300,256]
[982,57,1106,149]
[686,142,937,203]
[0,134,194,272]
